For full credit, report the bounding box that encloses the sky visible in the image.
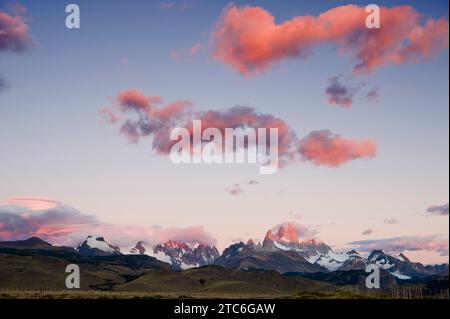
[0,0,449,264]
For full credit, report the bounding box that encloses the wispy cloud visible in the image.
[226,184,243,196]
[349,235,449,256]
[0,204,97,242]
[298,130,377,167]
[326,75,360,108]
[427,203,449,216]
[7,197,60,211]
[270,221,318,239]
[171,42,201,62]
[0,6,31,52]
[383,218,399,224]
[288,211,302,220]
[364,88,380,103]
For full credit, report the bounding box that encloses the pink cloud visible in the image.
[7,197,60,211]
[116,90,191,124]
[107,90,298,160]
[269,221,318,240]
[114,90,193,148]
[0,6,32,90]
[0,203,216,247]
[187,106,298,163]
[120,56,129,66]
[0,8,31,53]
[189,42,201,55]
[383,218,399,224]
[298,130,377,167]
[159,0,195,11]
[364,88,380,103]
[211,5,449,75]
[117,90,162,112]
[0,204,97,241]
[153,226,215,245]
[325,75,379,108]
[103,90,377,167]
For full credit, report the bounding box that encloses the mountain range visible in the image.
[128,240,220,270]
[68,222,447,280]
[0,232,448,297]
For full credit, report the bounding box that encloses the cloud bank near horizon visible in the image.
[349,235,449,257]
[1,200,448,262]
[0,201,217,248]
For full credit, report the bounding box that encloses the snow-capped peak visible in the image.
[76,235,121,256]
[85,235,113,251]
[262,222,333,265]
[267,223,299,243]
[129,241,147,254]
[125,240,219,271]
[346,249,360,256]
[368,249,403,262]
